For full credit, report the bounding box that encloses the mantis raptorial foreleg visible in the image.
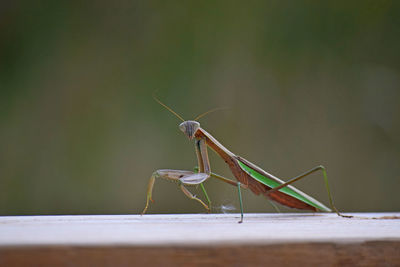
[180,183,210,211]
[141,169,210,215]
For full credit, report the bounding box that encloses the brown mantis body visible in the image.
[142,98,351,222]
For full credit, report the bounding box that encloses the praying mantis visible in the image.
[142,96,352,223]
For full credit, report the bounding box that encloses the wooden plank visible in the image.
[1,213,399,246]
[0,213,399,266]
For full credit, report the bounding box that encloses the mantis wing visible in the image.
[194,127,331,212]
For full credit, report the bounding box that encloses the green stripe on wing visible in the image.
[237,160,331,212]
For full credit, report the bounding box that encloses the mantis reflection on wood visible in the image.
[141,96,352,223]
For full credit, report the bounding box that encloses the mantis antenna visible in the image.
[153,93,185,122]
[194,107,228,121]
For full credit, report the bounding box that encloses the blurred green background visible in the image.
[1,1,399,216]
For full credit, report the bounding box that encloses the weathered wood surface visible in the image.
[1,213,399,266]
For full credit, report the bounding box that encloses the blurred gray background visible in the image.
[1,1,399,215]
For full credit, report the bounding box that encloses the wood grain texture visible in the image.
[1,242,400,267]
[0,213,399,266]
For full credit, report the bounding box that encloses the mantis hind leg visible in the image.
[141,169,210,215]
[266,165,352,218]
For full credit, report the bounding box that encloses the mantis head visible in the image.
[179,121,200,140]
[153,93,225,140]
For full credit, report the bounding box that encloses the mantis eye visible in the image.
[179,123,186,133]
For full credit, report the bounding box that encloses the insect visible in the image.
[142,96,351,222]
